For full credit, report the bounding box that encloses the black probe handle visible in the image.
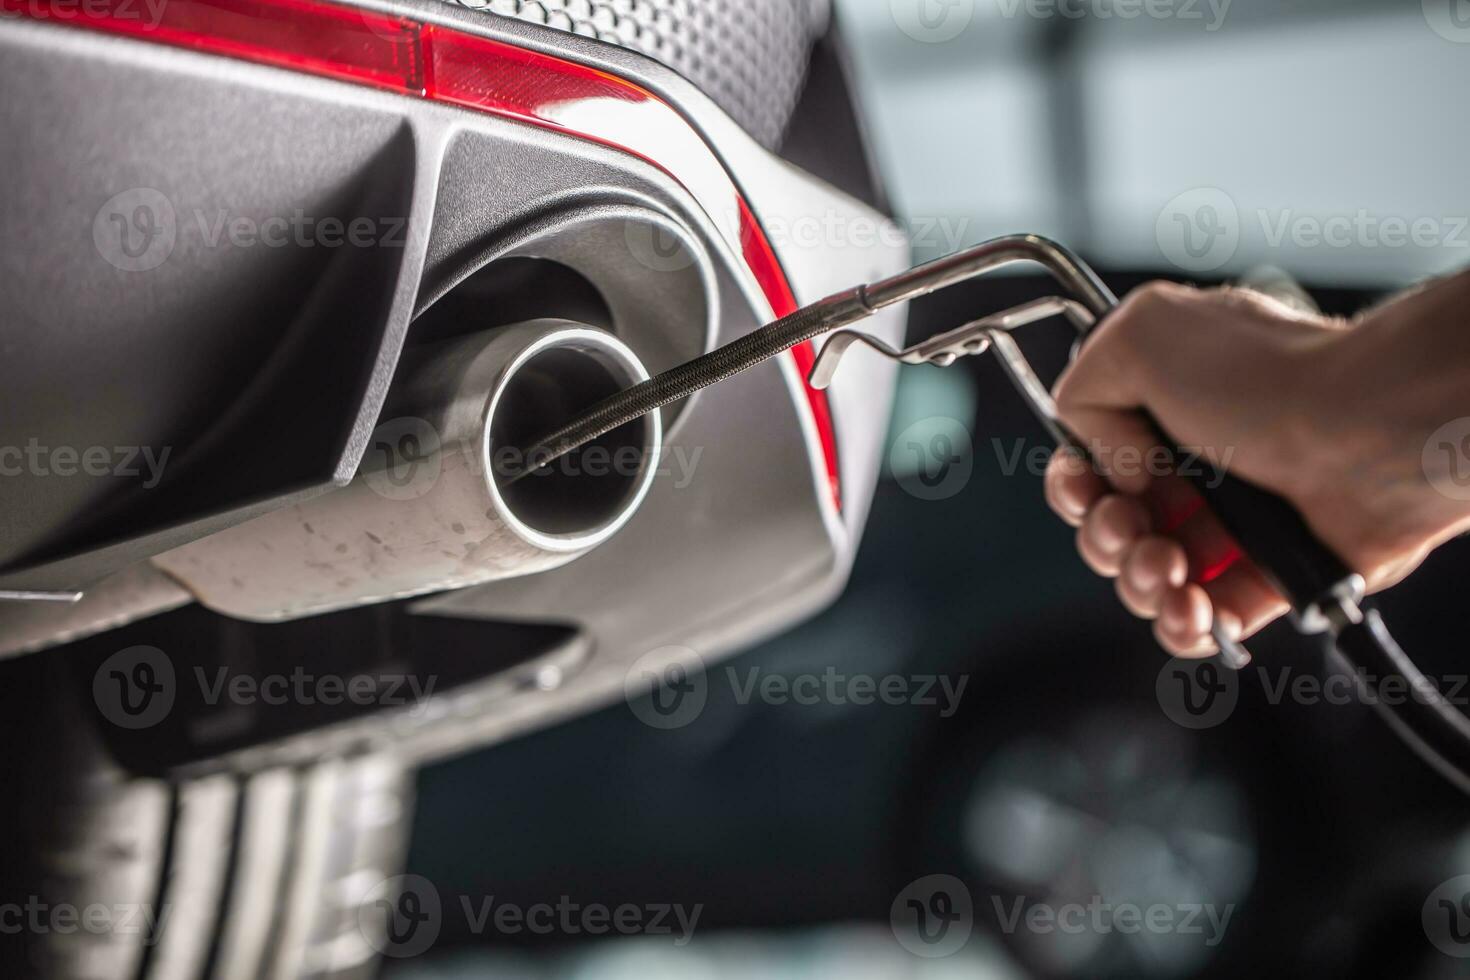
[1075,317,1356,615]
[1148,421,1353,614]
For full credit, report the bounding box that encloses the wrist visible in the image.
[1287,306,1470,572]
[1266,323,1357,517]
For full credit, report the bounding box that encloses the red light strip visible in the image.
[1,0,428,90]
[5,0,842,510]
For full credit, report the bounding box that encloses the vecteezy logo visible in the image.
[1424,875,1470,956]
[1156,188,1240,273]
[1423,418,1470,502]
[93,188,177,273]
[891,0,974,43]
[93,646,176,729]
[890,874,973,958]
[624,646,709,730]
[1424,0,1470,42]
[1156,657,1239,730]
[890,417,974,501]
[358,874,442,959]
[362,417,443,501]
[624,220,698,273]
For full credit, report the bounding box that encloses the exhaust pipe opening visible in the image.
[487,331,657,551]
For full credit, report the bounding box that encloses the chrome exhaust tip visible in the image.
[483,325,657,554]
[155,321,661,621]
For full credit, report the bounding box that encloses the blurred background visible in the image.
[387,1,1470,977]
[841,0,1470,286]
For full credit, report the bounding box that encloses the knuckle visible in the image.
[1115,280,1188,329]
[1048,446,1087,477]
[1069,281,1185,378]
[1052,373,1083,414]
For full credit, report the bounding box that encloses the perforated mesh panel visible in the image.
[434,0,829,148]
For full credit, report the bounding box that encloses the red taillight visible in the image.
[737,199,840,508]
[4,0,842,511]
[2,0,428,91]
[423,25,647,130]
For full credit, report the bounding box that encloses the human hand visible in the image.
[1044,278,1470,656]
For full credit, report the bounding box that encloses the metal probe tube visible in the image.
[515,235,1116,474]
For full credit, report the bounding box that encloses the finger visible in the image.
[1053,282,1194,496]
[1077,494,1152,577]
[1055,406,1161,496]
[1201,560,1289,640]
[1154,584,1215,658]
[1167,499,1247,584]
[1167,607,1246,659]
[1053,282,1191,416]
[1369,544,1432,592]
[1116,536,1189,619]
[1142,470,1206,534]
[1045,448,1107,527]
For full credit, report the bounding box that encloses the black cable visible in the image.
[1330,609,1470,794]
